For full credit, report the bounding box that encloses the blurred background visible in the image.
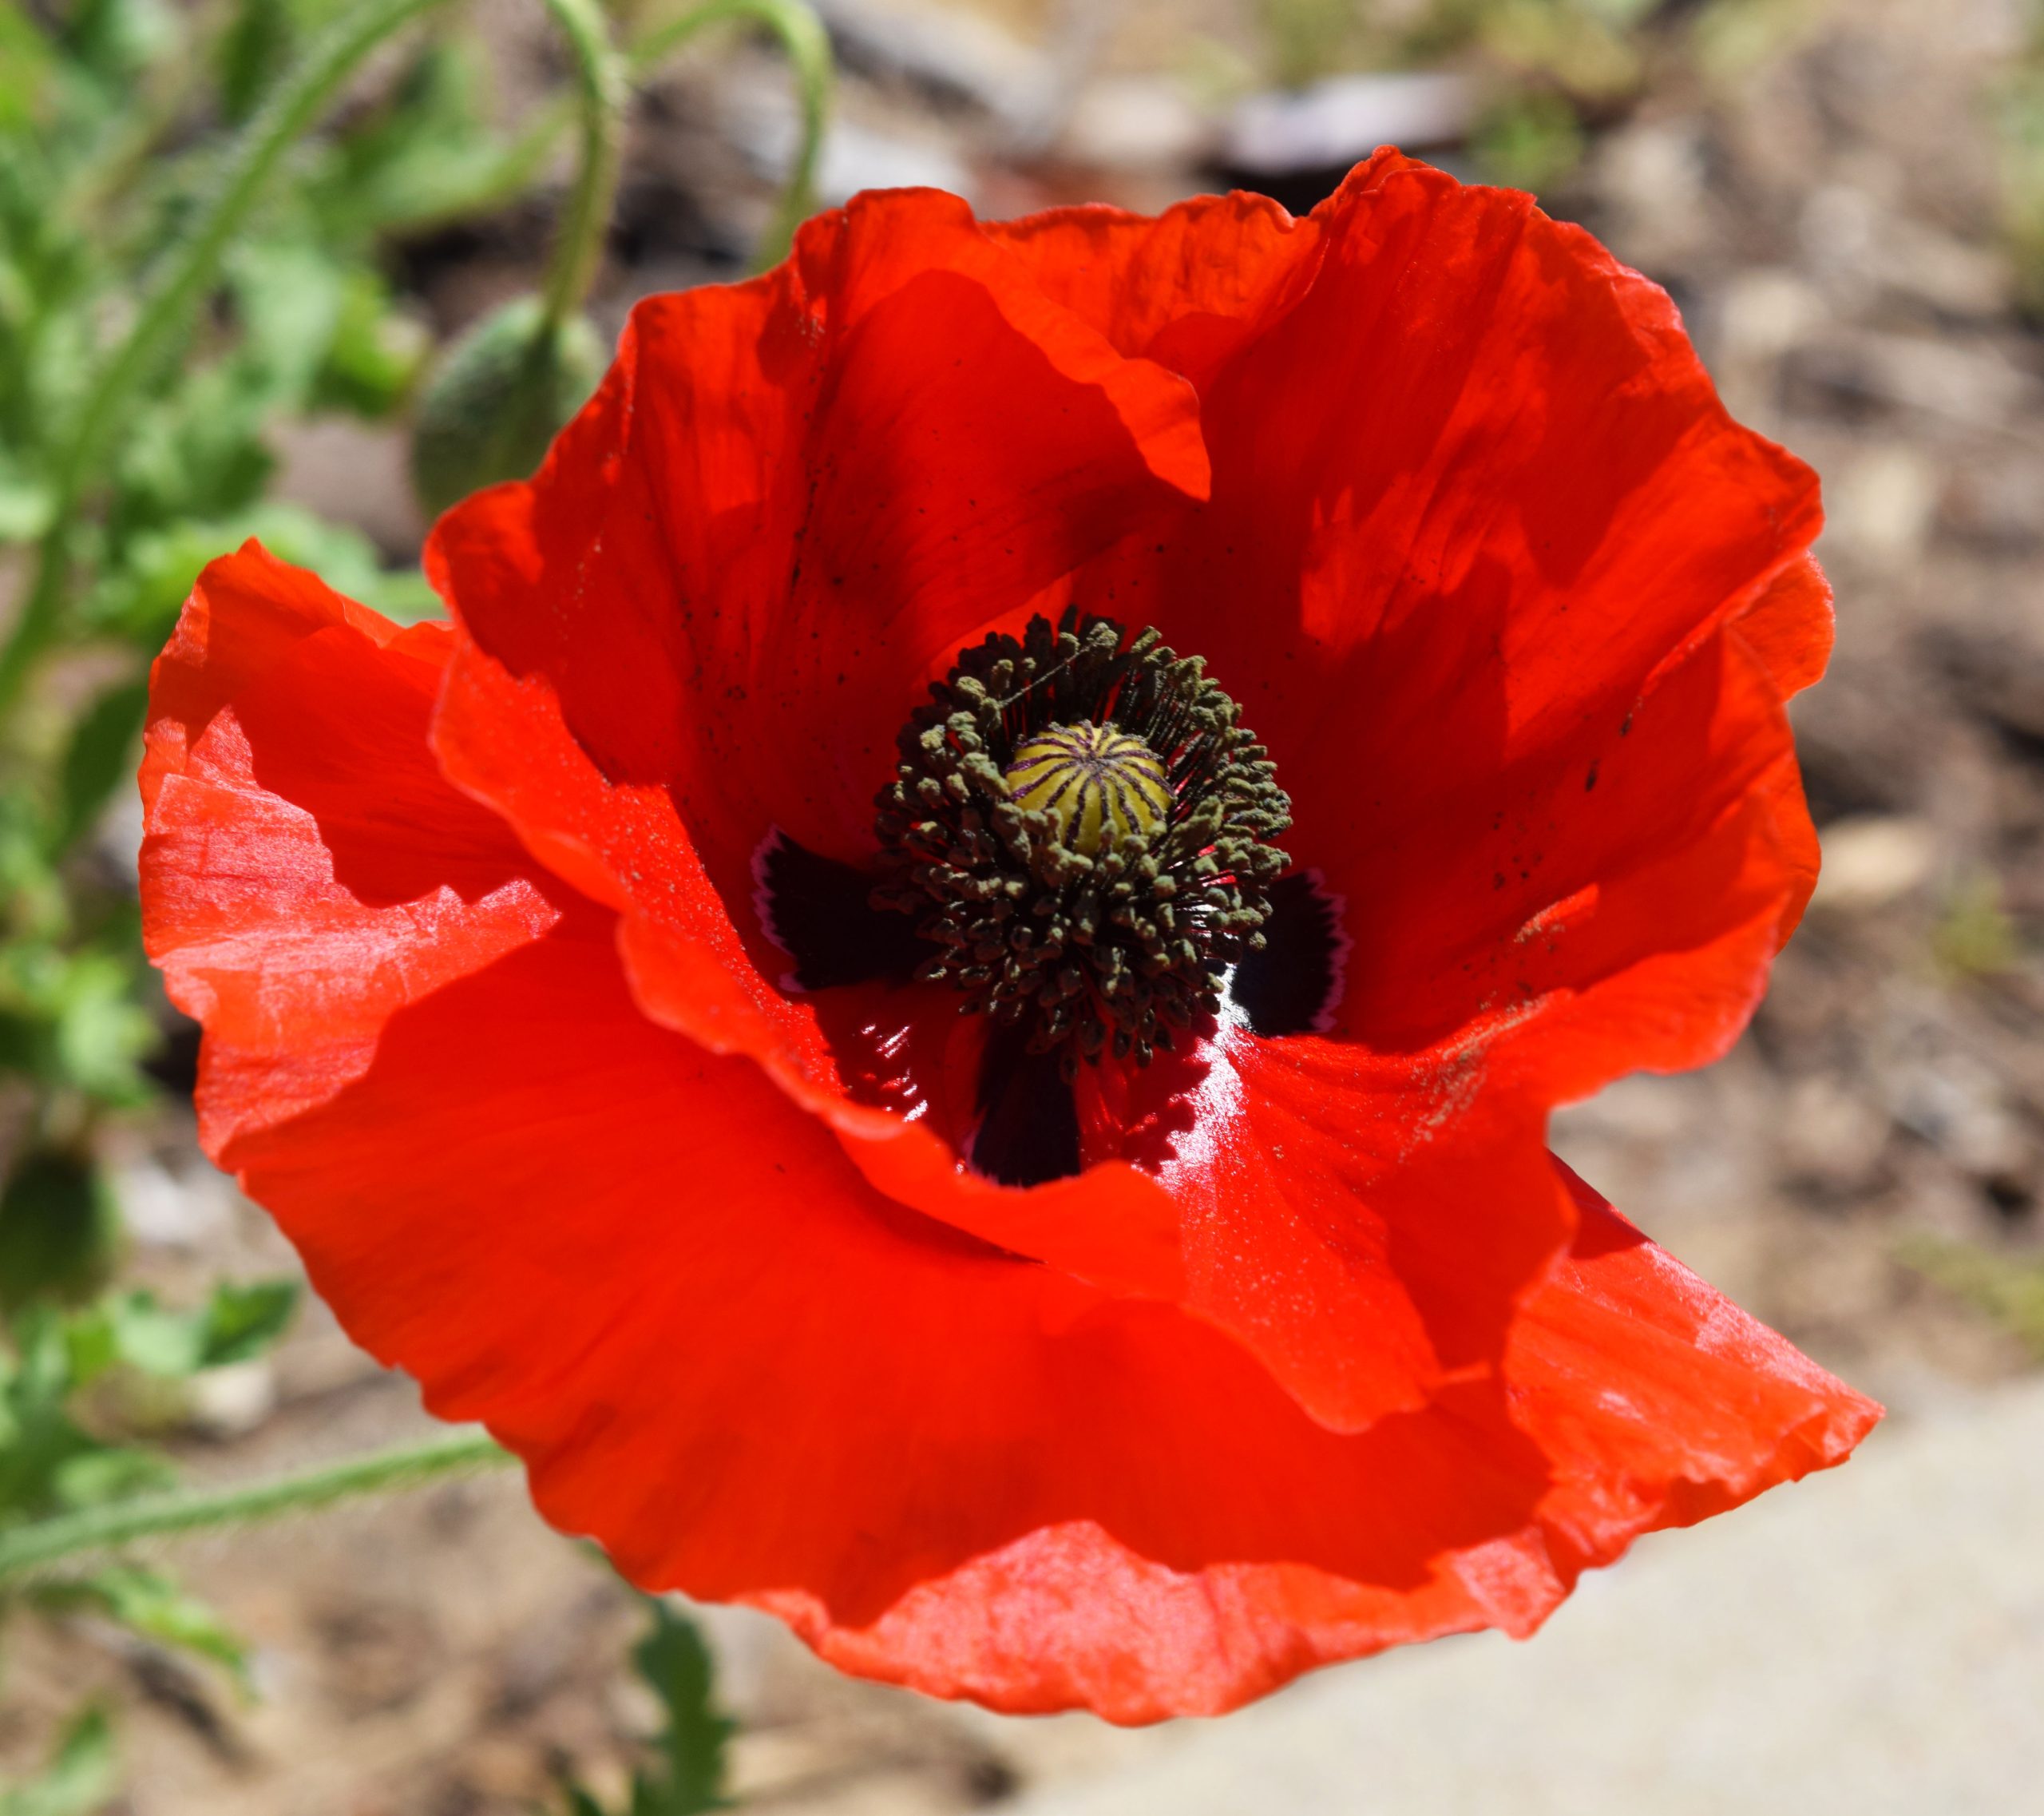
[1,0,2040,1810]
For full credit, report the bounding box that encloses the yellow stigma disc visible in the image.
[1004,723,1171,855]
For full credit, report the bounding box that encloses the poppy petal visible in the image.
[984,183,1325,387]
[210,914,1871,1726]
[1064,158,1823,1109]
[1141,1025,1573,1430]
[418,177,1608,1429]
[140,544,564,1152]
[426,188,1210,930]
[1473,624,1823,1104]
[1513,1160,1880,1564]
[219,920,1554,1722]
[754,1159,1876,1723]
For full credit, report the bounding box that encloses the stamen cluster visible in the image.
[873,609,1292,1069]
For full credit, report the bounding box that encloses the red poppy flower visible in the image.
[140,152,1879,1723]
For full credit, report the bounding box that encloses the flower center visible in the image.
[873,609,1293,1071]
[1004,724,1170,855]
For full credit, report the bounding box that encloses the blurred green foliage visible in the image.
[1248,0,1821,190]
[2000,2,2044,317]
[0,0,522,1790]
[0,0,508,1383]
[0,0,524,1276]
[0,1707,117,1816]
[0,0,807,1790]
[410,295,606,515]
[566,1597,735,1816]
[1897,1232,2044,1360]
[0,1277,300,1795]
[1932,869,2020,981]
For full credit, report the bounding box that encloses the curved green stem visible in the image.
[538,0,629,330]
[0,0,624,715]
[0,1429,515,1586]
[632,0,834,269]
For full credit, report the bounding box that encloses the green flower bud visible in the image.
[0,1147,121,1312]
[408,295,606,517]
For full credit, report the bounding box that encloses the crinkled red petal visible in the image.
[141,545,567,1150]
[758,1162,1877,1722]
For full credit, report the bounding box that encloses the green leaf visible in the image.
[561,1600,732,1816]
[311,268,429,418]
[309,38,506,240]
[228,238,350,404]
[0,945,156,1106]
[33,1564,251,1689]
[112,363,276,529]
[197,1279,298,1366]
[87,504,389,648]
[0,5,57,133]
[0,1705,117,1816]
[215,0,296,123]
[57,1303,120,1390]
[57,1280,294,1385]
[0,454,53,543]
[0,1152,120,1314]
[632,1601,732,1815]
[7,1306,76,1407]
[63,0,179,85]
[101,1291,202,1377]
[50,679,149,857]
[50,1444,178,1511]
[50,954,156,1108]
[0,1310,102,1518]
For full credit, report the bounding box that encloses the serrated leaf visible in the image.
[631,1601,731,1816]
[34,1565,251,1690]
[0,1705,117,1816]
[50,678,149,856]
[197,1279,298,1366]
[559,1600,732,1816]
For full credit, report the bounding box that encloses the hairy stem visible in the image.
[0,1429,516,1585]
[632,0,834,269]
[539,0,630,330]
